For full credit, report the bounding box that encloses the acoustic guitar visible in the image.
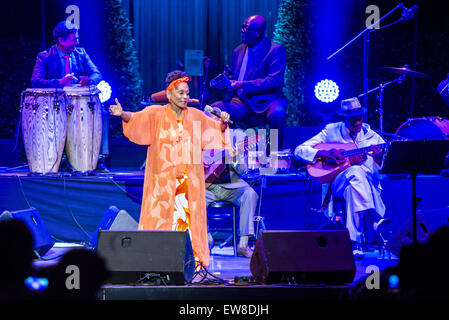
[204,135,259,187]
[306,142,390,183]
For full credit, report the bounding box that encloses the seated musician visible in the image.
[294,97,389,258]
[203,126,259,258]
[210,14,287,149]
[29,21,108,172]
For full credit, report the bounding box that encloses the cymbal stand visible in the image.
[358,74,405,132]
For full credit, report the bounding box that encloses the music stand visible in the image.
[381,140,449,243]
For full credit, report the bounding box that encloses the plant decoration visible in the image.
[273,0,312,126]
[104,0,143,136]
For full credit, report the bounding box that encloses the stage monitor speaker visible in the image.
[96,230,195,285]
[250,230,356,284]
[0,207,55,257]
[386,209,449,257]
[90,206,138,248]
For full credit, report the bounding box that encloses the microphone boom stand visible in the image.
[327,3,406,128]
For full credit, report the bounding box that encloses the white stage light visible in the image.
[314,79,339,103]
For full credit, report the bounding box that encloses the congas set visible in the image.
[20,89,67,174]
[395,117,449,140]
[269,149,292,173]
[64,86,102,173]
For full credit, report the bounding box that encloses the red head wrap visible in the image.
[166,76,190,91]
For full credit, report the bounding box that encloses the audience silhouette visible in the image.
[0,217,110,300]
[348,225,449,300]
[0,219,36,300]
[42,248,110,300]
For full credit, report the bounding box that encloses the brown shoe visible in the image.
[237,246,253,258]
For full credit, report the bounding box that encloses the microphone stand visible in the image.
[327,3,406,125]
[200,57,212,110]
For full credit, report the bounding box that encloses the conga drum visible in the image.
[395,117,449,140]
[64,86,102,173]
[20,89,67,174]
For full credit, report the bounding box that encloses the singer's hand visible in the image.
[219,111,230,131]
[109,98,123,116]
[220,111,230,123]
[109,98,132,122]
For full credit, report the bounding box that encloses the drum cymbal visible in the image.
[379,65,431,78]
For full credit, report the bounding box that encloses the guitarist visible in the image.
[210,14,288,149]
[203,127,259,258]
[295,97,389,258]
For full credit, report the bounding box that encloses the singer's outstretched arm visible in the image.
[109,98,132,122]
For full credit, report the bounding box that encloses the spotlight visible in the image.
[314,79,339,103]
[25,276,49,291]
[97,80,112,103]
[388,275,399,289]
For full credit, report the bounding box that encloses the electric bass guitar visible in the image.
[204,135,259,187]
[306,142,390,183]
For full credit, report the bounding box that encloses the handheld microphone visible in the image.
[204,105,233,125]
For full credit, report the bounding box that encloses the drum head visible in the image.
[395,117,449,140]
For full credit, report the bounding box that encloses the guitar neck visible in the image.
[342,142,389,157]
[205,137,259,164]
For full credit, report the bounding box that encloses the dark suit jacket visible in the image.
[229,37,287,113]
[30,45,102,88]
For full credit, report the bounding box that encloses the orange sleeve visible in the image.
[122,106,156,145]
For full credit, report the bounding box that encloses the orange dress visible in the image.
[122,105,229,267]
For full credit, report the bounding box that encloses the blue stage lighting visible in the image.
[97,80,112,103]
[388,275,399,289]
[314,79,339,103]
[25,276,49,291]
